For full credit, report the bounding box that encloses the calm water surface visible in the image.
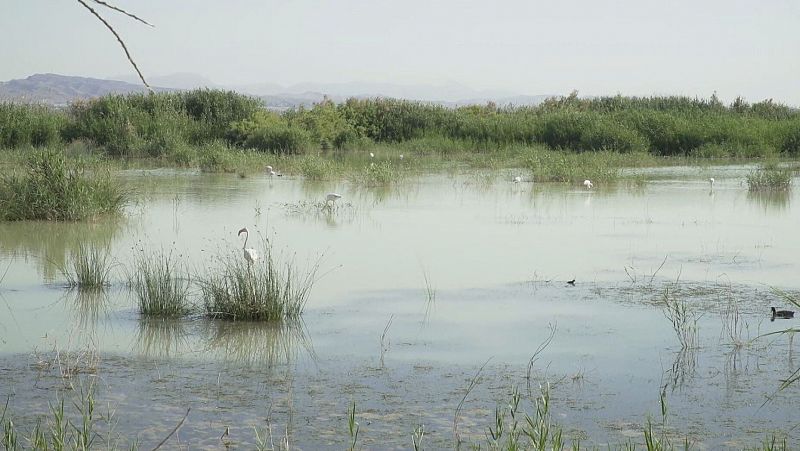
[0,166,798,449]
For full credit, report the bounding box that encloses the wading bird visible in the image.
[326,193,342,204]
[399,154,404,160]
[771,306,795,320]
[370,152,375,158]
[583,179,593,189]
[567,279,576,286]
[709,177,715,188]
[238,227,258,264]
[513,176,522,183]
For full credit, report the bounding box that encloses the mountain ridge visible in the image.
[0,73,554,108]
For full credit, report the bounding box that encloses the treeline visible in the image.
[1,89,799,158]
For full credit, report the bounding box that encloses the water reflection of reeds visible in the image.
[67,289,110,330]
[201,320,313,368]
[0,219,122,281]
[134,318,190,359]
[746,190,791,212]
[662,346,699,393]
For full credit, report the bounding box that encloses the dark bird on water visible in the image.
[567,279,576,286]
[771,306,795,320]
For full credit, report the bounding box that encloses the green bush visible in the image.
[229,111,310,154]
[198,140,236,172]
[288,99,360,149]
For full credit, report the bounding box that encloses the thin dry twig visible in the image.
[89,0,154,26]
[152,408,190,450]
[453,357,492,446]
[76,0,152,90]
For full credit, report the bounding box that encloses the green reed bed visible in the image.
[60,243,113,290]
[0,150,125,221]
[5,92,800,163]
[200,241,320,321]
[746,163,793,191]
[129,250,191,317]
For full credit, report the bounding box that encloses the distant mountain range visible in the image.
[0,73,555,108]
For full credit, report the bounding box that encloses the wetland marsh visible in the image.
[0,165,799,449]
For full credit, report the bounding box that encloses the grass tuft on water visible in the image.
[0,150,126,221]
[746,162,793,191]
[129,250,191,317]
[61,243,113,290]
[200,239,320,321]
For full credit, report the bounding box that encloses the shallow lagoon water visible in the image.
[0,166,799,449]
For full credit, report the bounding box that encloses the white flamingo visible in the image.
[238,227,258,264]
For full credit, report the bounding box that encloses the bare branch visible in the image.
[76,0,152,91]
[89,0,154,27]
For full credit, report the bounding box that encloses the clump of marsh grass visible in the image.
[479,385,568,450]
[746,162,792,191]
[349,161,404,186]
[662,284,699,350]
[61,243,113,290]
[0,150,126,221]
[200,239,320,321]
[129,249,191,317]
[522,145,625,183]
[347,401,360,451]
[0,378,114,450]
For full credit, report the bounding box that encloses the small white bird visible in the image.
[238,227,258,264]
[583,179,593,189]
[369,152,375,158]
[513,176,522,183]
[399,154,404,160]
[709,177,715,187]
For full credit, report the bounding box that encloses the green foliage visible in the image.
[61,90,260,156]
[297,154,337,180]
[197,140,236,173]
[0,150,126,221]
[2,92,800,162]
[0,103,66,148]
[288,98,359,149]
[229,111,311,154]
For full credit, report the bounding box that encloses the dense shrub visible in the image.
[229,111,311,154]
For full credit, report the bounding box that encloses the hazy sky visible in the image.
[2,0,799,104]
